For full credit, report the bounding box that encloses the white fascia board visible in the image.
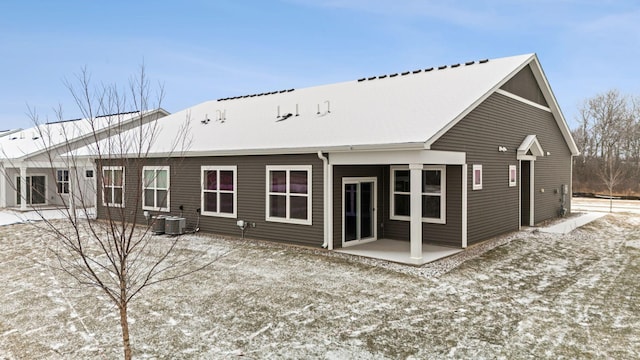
[526,55,580,156]
[21,160,69,168]
[424,54,537,149]
[114,142,427,159]
[495,89,551,112]
[329,149,465,165]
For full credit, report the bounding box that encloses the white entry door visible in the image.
[342,177,377,247]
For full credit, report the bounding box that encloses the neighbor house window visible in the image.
[509,165,517,187]
[390,165,446,223]
[266,165,312,225]
[473,164,483,190]
[102,166,124,207]
[201,166,237,218]
[57,169,69,194]
[143,166,170,212]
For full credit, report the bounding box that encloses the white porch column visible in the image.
[462,164,468,248]
[327,163,334,250]
[19,165,27,211]
[0,166,6,208]
[409,163,423,261]
[69,166,76,215]
[530,162,535,226]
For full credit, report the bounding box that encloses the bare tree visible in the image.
[4,66,215,359]
[599,155,626,212]
[573,90,636,196]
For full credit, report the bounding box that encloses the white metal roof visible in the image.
[75,53,579,157]
[0,110,166,161]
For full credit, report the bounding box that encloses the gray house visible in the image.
[93,53,579,264]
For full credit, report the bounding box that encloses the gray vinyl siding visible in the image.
[431,91,572,245]
[97,154,325,247]
[331,165,462,248]
[500,65,548,107]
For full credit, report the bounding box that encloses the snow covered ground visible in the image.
[573,196,640,214]
[1,209,639,358]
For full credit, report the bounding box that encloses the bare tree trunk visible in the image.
[120,299,132,360]
[609,189,613,213]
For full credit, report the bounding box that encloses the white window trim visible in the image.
[265,165,312,225]
[142,166,170,212]
[102,166,125,208]
[201,165,237,218]
[390,165,446,224]
[472,164,483,190]
[509,165,517,187]
[56,169,70,194]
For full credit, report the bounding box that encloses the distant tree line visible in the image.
[572,89,640,197]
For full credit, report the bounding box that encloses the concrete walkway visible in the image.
[538,212,607,234]
[0,207,96,226]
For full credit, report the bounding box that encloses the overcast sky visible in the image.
[1,0,639,130]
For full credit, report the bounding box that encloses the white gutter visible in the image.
[317,151,329,248]
[73,142,427,159]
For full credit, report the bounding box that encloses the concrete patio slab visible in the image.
[336,239,463,265]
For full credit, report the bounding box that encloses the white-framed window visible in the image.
[102,166,124,207]
[390,165,446,224]
[201,166,237,218]
[142,166,170,212]
[266,165,312,225]
[472,164,483,190]
[56,169,69,194]
[509,165,517,187]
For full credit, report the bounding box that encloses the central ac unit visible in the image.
[165,217,186,235]
[152,215,167,235]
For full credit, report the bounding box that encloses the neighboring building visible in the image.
[0,109,169,210]
[92,54,579,263]
[0,129,22,138]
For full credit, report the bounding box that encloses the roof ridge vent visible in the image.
[218,88,295,102]
[95,110,140,119]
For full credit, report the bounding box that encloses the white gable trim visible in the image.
[424,54,579,156]
[517,135,544,160]
[424,54,536,150]
[495,89,551,112]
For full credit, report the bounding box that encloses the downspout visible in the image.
[317,151,329,248]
